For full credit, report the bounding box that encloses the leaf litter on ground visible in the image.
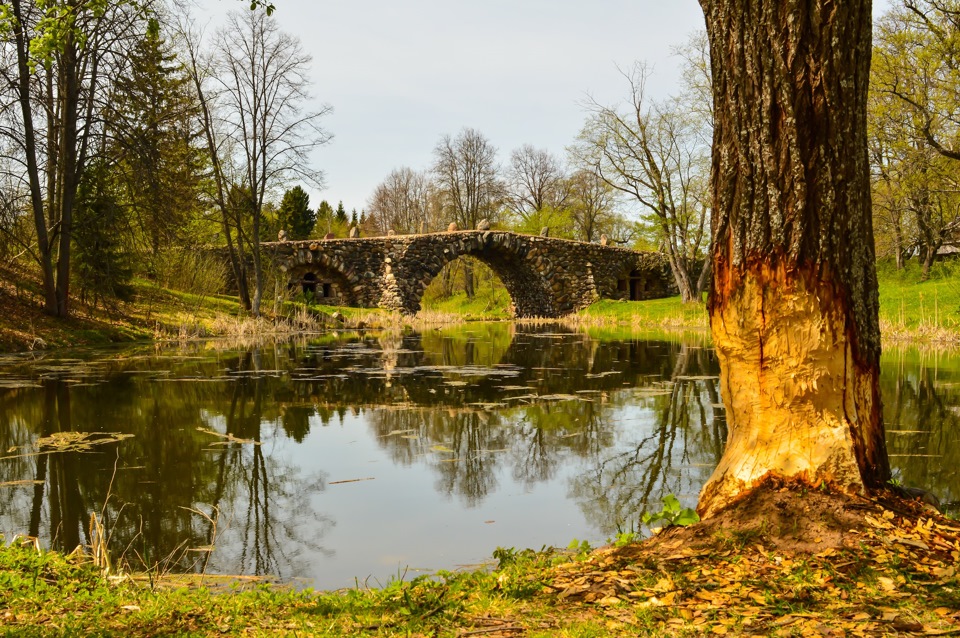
[536,477,960,636]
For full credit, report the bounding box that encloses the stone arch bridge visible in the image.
[265,230,675,318]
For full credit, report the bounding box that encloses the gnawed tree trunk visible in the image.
[698,0,890,518]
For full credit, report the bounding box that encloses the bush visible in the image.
[153,248,226,298]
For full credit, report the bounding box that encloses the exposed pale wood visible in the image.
[699,264,876,518]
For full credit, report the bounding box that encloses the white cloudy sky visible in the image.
[196,0,895,214]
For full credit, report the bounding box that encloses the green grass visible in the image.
[9,256,960,354]
[4,494,960,638]
[876,259,960,339]
[575,297,709,329]
[570,258,960,343]
[420,289,513,320]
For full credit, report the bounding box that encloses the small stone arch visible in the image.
[287,251,362,306]
[617,268,651,301]
[401,234,557,317]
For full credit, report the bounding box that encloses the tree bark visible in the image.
[10,0,57,314]
[698,0,890,518]
[55,30,81,318]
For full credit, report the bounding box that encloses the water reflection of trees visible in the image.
[6,331,960,582]
[882,349,960,506]
[201,350,331,579]
[365,334,725,522]
[569,345,724,534]
[0,349,331,580]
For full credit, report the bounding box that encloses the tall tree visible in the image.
[432,128,502,231]
[315,200,334,235]
[565,168,619,243]
[106,17,204,256]
[697,1,889,517]
[871,2,960,276]
[432,128,503,297]
[367,167,431,235]
[211,9,331,316]
[506,145,569,221]
[575,64,711,302]
[72,161,134,306]
[874,1,960,161]
[1,0,149,317]
[334,200,347,225]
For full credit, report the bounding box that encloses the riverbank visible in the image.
[3,260,960,353]
[0,264,389,353]
[1,482,958,636]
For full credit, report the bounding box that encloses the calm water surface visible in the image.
[0,324,955,589]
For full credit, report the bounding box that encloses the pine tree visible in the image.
[335,201,348,225]
[278,186,315,239]
[106,18,205,255]
[73,163,134,306]
[315,200,334,235]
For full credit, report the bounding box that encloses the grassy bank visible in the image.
[2,485,959,636]
[571,259,960,344]
[6,257,960,353]
[0,264,396,353]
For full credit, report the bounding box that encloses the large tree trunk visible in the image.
[11,0,57,314]
[698,0,890,518]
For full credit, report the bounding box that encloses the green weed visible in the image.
[641,495,700,529]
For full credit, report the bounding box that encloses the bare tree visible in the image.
[366,167,431,235]
[574,64,710,302]
[179,18,253,310]
[211,10,331,316]
[432,128,503,231]
[506,145,568,220]
[565,168,618,243]
[432,128,502,297]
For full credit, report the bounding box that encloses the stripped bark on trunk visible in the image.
[698,0,890,518]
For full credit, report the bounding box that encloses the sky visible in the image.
[196,0,895,215]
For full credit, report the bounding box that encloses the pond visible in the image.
[0,324,956,590]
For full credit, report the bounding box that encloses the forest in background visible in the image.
[0,0,959,324]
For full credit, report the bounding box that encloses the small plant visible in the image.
[610,531,639,547]
[641,494,700,529]
[567,538,593,558]
[492,546,534,569]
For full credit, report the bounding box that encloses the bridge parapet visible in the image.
[263,231,674,318]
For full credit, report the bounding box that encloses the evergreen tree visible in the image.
[73,163,134,305]
[335,201,348,224]
[278,186,315,239]
[107,18,205,255]
[315,200,334,235]
[350,209,358,227]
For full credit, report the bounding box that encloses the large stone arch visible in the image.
[394,232,558,318]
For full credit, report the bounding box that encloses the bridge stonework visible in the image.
[265,231,675,318]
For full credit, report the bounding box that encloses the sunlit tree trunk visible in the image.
[698,0,890,518]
